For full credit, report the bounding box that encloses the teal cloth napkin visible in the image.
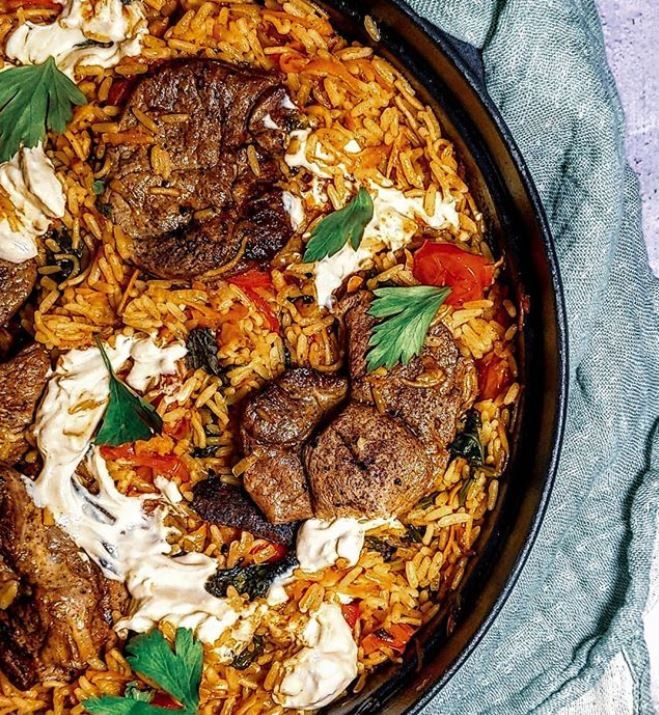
[400,0,659,713]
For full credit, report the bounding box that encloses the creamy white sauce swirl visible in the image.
[275,603,358,710]
[284,129,460,307]
[0,144,65,263]
[28,334,256,644]
[6,0,146,79]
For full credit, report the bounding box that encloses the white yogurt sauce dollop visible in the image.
[28,334,258,644]
[275,603,358,710]
[6,0,146,79]
[296,517,401,572]
[0,144,65,264]
[284,129,460,307]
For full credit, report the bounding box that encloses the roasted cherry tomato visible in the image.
[228,269,280,332]
[100,445,190,481]
[341,602,360,629]
[413,241,495,307]
[251,541,288,563]
[361,623,415,655]
[151,692,181,710]
[476,353,512,400]
[107,79,135,107]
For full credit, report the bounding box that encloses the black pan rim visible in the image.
[312,0,570,711]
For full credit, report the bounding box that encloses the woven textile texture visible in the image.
[400,0,659,713]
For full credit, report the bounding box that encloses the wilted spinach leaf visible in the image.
[205,553,297,600]
[231,635,265,670]
[405,524,424,544]
[185,328,222,377]
[364,536,397,562]
[449,409,484,467]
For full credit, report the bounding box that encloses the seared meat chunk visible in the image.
[0,259,36,326]
[240,368,348,523]
[342,291,477,474]
[192,478,298,546]
[303,402,432,519]
[0,343,50,466]
[105,59,299,280]
[0,468,126,689]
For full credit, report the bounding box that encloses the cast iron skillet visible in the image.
[310,1,569,712]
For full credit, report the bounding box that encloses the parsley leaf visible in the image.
[84,629,203,715]
[127,628,202,711]
[366,286,451,372]
[303,187,374,262]
[84,696,165,715]
[92,179,106,195]
[0,57,86,163]
[94,339,163,446]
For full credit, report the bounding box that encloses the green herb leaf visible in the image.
[127,628,202,712]
[449,409,484,466]
[84,630,202,715]
[124,683,154,703]
[92,179,106,195]
[94,339,163,447]
[303,187,374,262]
[366,285,451,372]
[0,57,86,163]
[84,696,166,715]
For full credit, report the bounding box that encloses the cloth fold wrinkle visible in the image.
[403,1,659,713]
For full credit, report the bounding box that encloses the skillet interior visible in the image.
[310,1,569,712]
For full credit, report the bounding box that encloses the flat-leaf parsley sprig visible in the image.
[366,285,451,372]
[0,57,86,163]
[84,628,203,715]
[303,187,374,262]
[94,338,163,447]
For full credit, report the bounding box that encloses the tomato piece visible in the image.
[100,444,135,461]
[361,624,415,655]
[228,270,280,333]
[151,692,181,710]
[341,602,360,629]
[107,79,135,107]
[251,541,288,563]
[5,0,61,10]
[477,354,512,400]
[412,241,495,307]
[100,446,190,481]
[164,417,190,441]
[228,268,274,290]
[279,52,308,74]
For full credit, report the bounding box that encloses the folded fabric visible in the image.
[401,0,659,712]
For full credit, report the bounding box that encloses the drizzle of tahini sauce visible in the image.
[275,603,358,710]
[28,334,254,644]
[0,144,65,264]
[284,129,460,307]
[296,517,402,572]
[5,0,146,78]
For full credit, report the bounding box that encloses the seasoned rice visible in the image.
[0,0,522,712]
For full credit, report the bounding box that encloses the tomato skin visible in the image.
[361,623,415,655]
[412,241,495,307]
[100,445,190,481]
[106,79,135,107]
[251,541,288,563]
[477,354,512,400]
[341,603,360,629]
[227,269,280,333]
[151,692,180,710]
